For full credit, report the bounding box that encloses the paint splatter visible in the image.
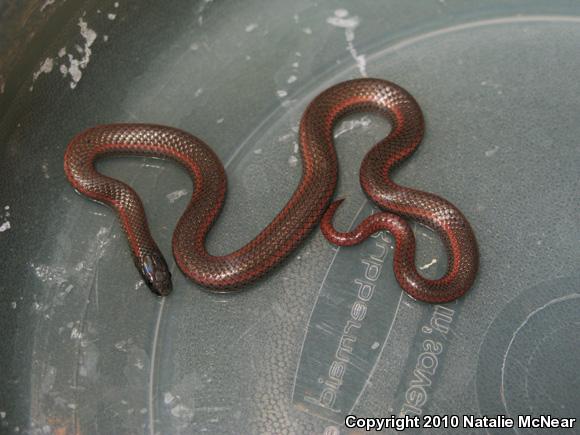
[485,145,499,157]
[245,23,258,32]
[59,17,98,89]
[334,115,372,138]
[419,258,438,270]
[327,9,367,77]
[41,161,50,179]
[31,57,54,89]
[40,0,55,12]
[0,205,10,232]
[166,189,188,203]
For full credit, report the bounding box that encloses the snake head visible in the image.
[139,253,172,296]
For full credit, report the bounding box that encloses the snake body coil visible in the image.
[64,78,478,302]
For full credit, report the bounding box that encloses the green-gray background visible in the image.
[1,1,579,433]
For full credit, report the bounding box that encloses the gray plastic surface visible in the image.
[0,0,579,434]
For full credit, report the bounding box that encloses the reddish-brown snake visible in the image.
[64,78,478,302]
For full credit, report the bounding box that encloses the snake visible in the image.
[64,78,478,303]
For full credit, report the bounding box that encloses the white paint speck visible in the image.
[114,1,119,7]
[190,43,199,51]
[302,27,312,35]
[277,132,293,142]
[58,47,66,57]
[327,9,367,77]
[277,89,288,98]
[216,118,224,124]
[166,189,188,203]
[291,61,299,68]
[0,222,10,232]
[419,258,437,270]
[164,392,175,404]
[253,148,262,155]
[80,18,97,49]
[114,340,129,351]
[40,0,55,12]
[485,145,499,157]
[31,57,54,85]
[171,404,193,419]
[103,35,109,42]
[11,302,17,309]
[41,162,50,179]
[245,23,258,32]
[327,9,359,28]
[70,327,83,339]
[68,61,83,87]
[287,75,297,84]
[371,341,380,350]
[334,115,372,137]
[288,155,298,167]
[194,88,204,97]
[480,80,503,95]
[107,13,116,20]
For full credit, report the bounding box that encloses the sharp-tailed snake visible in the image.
[64,78,478,303]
